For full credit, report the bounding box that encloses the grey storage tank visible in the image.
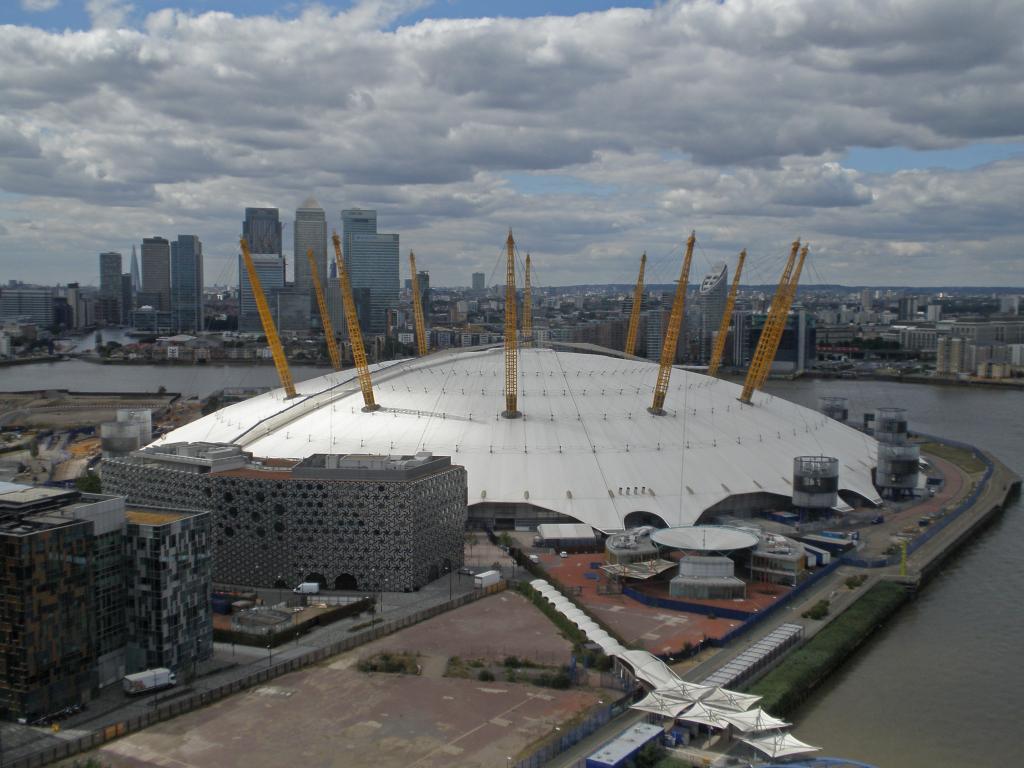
[101,421,141,458]
[874,407,909,445]
[117,409,152,444]
[792,456,839,513]
[876,443,920,499]
[819,397,849,423]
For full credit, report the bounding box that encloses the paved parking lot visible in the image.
[62,594,604,768]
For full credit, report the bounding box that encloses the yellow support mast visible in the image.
[331,232,379,411]
[649,232,696,415]
[239,237,296,399]
[502,230,521,418]
[409,251,428,357]
[624,253,646,357]
[707,249,746,377]
[754,244,808,389]
[522,253,533,348]
[739,239,800,403]
[307,248,341,371]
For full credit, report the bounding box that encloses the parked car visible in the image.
[559,551,568,558]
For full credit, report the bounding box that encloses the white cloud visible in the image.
[86,0,133,29]
[20,0,60,11]
[0,0,1021,286]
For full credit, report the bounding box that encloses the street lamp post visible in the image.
[267,642,272,667]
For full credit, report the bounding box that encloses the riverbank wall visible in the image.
[747,581,908,716]
[739,439,1019,714]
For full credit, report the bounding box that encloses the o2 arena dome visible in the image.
[155,345,881,532]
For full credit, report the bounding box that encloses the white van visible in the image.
[293,582,320,594]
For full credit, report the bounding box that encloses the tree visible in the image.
[465,532,478,558]
[75,474,102,494]
[498,531,514,552]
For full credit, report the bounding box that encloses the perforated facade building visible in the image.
[102,446,467,592]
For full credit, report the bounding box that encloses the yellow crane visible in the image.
[307,248,341,371]
[522,253,533,348]
[739,239,800,403]
[502,230,520,418]
[624,253,646,357]
[409,251,428,357]
[754,243,808,389]
[331,232,379,411]
[707,249,746,377]
[239,237,296,399]
[649,232,696,415]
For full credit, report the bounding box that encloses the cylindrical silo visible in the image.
[792,456,840,512]
[117,408,152,444]
[819,397,849,423]
[876,443,920,498]
[874,407,908,444]
[101,421,141,458]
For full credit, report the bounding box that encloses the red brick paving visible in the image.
[538,553,791,656]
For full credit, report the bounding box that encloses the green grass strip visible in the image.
[747,581,908,715]
[921,441,986,474]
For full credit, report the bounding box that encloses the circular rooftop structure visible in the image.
[651,525,759,552]
[155,345,881,532]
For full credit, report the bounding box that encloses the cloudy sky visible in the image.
[2,0,1022,289]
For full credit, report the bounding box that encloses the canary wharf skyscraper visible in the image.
[293,197,327,327]
[341,209,399,335]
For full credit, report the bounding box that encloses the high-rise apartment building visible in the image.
[123,509,212,674]
[66,283,81,329]
[120,274,134,323]
[98,251,123,324]
[472,272,485,292]
[171,235,204,333]
[417,270,430,312]
[898,296,918,321]
[697,262,728,363]
[141,237,171,312]
[860,288,872,312]
[341,209,399,335]
[243,208,282,257]
[0,484,213,720]
[293,197,327,327]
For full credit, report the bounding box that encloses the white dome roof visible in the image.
[298,195,322,210]
[155,347,880,531]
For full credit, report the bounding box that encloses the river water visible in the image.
[2,362,1020,765]
[764,379,1024,768]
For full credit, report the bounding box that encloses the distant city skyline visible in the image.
[1,2,1022,288]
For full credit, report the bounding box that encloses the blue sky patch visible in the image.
[843,143,1024,173]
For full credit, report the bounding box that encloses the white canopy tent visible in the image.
[720,708,790,733]
[740,732,820,759]
[673,701,731,730]
[619,651,680,690]
[699,687,762,713]
[652,678,715,704]
[596,639,626,655]
[632,691,695,719]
